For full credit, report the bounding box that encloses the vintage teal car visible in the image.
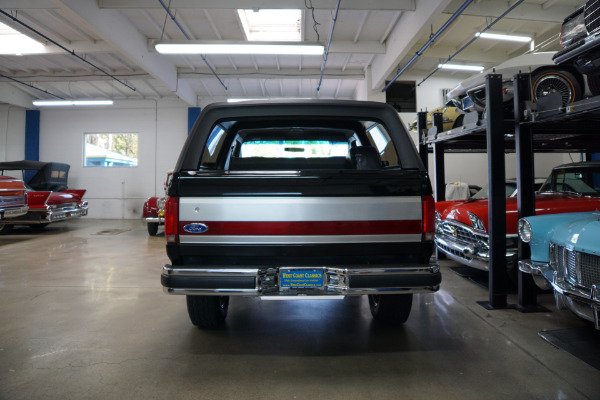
[518,211,600,329]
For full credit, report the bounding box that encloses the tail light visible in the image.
[422,195,435,241]
[165,196,179,243]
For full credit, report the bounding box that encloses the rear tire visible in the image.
[368,293,413,325]
[147,222,159,236]
[531,70,582,106]
[186,295,229,328]
[0,223,13,235]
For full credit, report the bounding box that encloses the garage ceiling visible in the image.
[0,0,585,108]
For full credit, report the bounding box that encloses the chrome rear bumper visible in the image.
[4,203,88,224]
[161,264,441,296]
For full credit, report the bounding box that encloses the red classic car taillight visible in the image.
[164,196,179,243]
[422,195,435,241]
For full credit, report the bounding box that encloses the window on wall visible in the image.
[84,133,139,167]
[385,81,416,112]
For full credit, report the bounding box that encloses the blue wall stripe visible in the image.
[188,107,201,135]
[25,110,40,161]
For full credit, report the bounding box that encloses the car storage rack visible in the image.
[421,73,600,312]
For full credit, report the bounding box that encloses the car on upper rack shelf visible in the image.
[435,162,600,274]
[142,172,172,236]
[518,211,600,329]
[0,160,88,234]
[408,103,464,133]
[447,52,584,117]
[553,1,600,96]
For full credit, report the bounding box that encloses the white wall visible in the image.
[0,105,26,162]
[38,100,189,219]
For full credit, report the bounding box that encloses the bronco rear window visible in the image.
[198,118,400,171]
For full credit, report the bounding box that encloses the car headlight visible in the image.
[518,219,532,243]
[157,197,166,210]
[468,212,486,232]
[560,10,586,48]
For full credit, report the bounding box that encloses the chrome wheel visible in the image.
[532,70,581,106]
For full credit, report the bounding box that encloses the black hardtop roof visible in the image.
[0,160,70,171]
[179,99,424,171]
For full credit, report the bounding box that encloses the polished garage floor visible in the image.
[1,219,599,400]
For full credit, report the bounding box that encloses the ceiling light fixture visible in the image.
[475,32,532,43]
[33,100,114,107]
[438,63,485,72]
[155,41,324,55]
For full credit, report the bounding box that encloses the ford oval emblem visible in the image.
[183,223,209,234]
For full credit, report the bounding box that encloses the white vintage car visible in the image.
[447,52,584,114]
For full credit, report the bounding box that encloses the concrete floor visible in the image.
[1,219,599,400]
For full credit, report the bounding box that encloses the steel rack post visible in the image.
[480,74,512,310]
[432,112,447,260]
[417,111,428,170]
[514,74,550,312]
[433,112,446,202]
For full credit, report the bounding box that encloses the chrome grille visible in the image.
[437,221,487,245]
[579,252,600,289]
[585,0,600,34]
[549,242,600,289]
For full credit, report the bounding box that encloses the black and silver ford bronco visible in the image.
[161,100,441,328]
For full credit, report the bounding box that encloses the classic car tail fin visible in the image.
[27,191,52,207]
[62,189,86,200]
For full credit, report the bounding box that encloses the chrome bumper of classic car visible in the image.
[161,264,441,296]
[0,206,29,220]
[144,216,165,223]
[6,202,88,224]
[519,258,600,330]
[435,220,517,271]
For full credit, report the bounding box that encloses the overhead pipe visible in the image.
[0,73,65,99]
[382,0,474,92]
[418,0,526,86]
[317,0,341,92]
[157,0,228,91]
[0,9,136,93]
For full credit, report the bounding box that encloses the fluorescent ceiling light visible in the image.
[238,9,302,42]
[475,32,532,43]
[155,42,324,55]
[0,21,46,55]
[33,100,114,107]
[438,64,484,72]
[227,98,312,103]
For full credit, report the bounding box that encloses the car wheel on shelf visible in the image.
[531,70,582,106]
[452,114,464,129]
[147,222,159,236]
[368,293,413,325]
[587,74,600,97]
[0,223,13,234]
[186,295,229,329]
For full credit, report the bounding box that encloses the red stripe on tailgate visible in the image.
[179,220,421,235]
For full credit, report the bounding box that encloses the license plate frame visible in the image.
[280,269,324,289]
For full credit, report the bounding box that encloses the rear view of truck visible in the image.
[161,100,441,328]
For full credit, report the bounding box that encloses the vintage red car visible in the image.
[0,176,29,233]
[142,172,171,236]
[0,161,88,233]
[435,161,600,272]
